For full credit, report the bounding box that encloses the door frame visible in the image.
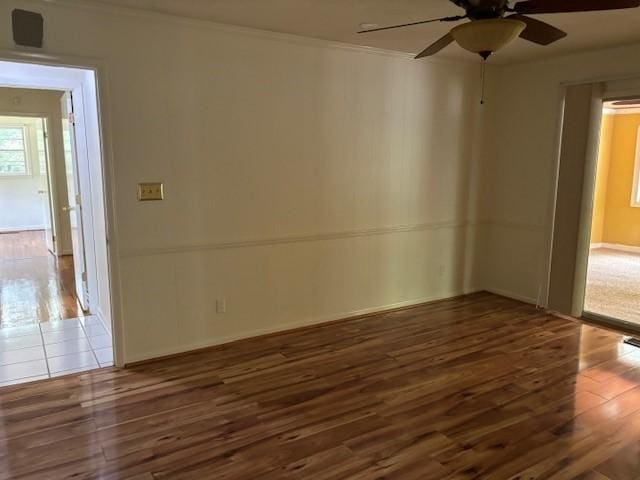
[581,91,640,331]
[0,49,124,367]
[545,84,604,317]
[0,110,61,255]
[544,77,640,333]
[37,116,57,255]
[583,311,640,337]
[541,75,640,312]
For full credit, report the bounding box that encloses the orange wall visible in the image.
[592,113,640,247]
[591,114,613,243]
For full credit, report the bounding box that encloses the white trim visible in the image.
[543,83,606,317]
[0,226,45,233]
[483,287,539,306]
[95,307,111,335]
[593,243,640,254]
[539,85,569,310]
[119,221,470,258]
[32,0,470,65]
[124,288,480,364]
[559,72,640,88]
[607,107,640,115]
[0,52,123,369]
[589,243,604,249]
[632,126,640,207]
[572,85,605,317]
[604,86,640,101]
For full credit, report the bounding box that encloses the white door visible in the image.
[61,92,90,311]
[37,119,56,255]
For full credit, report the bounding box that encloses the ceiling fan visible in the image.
[358,0,640,60]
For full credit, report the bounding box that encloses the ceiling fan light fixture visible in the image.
[451,18,526,58]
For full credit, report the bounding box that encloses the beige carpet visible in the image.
[584,248,640,325]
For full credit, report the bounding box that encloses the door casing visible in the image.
[0,52,124,367]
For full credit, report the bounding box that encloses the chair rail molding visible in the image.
[119,220,471,258]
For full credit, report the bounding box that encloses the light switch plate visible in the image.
[137,182,164,201]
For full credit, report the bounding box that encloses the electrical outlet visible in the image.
[137,182,164,201]
[216,299,226,314]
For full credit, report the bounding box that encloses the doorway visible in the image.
[0,62,115,387]
[584,99,640,329]
[0,113,83,323]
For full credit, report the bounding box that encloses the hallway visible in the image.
[0,230,82,327]
[0,231,113,386]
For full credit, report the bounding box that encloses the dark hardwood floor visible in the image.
[1,292,640,479]
[0,231,82,327]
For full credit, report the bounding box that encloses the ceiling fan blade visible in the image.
[508,14,567,45]
[358,15,465,34]
[415,33,455,59]
[514,0,640,14]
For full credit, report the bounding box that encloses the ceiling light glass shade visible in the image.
[451,19,526,57]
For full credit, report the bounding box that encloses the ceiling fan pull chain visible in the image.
[480,60,487,105]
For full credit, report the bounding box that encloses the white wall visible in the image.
[0,88,72,253]
[478,43,640,304]
[1,0,483,362]
[0,116,46,232]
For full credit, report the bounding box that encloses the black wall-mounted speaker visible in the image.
[12,9,44,48]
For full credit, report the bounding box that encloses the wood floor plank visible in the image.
[1,292,640,479]
[0,231,83,326]
[594,441,640,480]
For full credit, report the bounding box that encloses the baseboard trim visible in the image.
[483,287,539,306]
[0,227,45,233]
[592,243,640,254]
[95,308,112,335]
[125,288,481,365]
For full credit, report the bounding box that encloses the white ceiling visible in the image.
[93,0,640,64]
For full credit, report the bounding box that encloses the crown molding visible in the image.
[35,0,474,66]
[496,40,640,70]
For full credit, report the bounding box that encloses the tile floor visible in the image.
[0,315,113,387]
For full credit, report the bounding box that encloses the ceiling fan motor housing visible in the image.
[450,17,526,57]
[453,0,511,20]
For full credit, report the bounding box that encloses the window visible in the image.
[633,126,640,207]
[36,123,47,175]
[0,126,29,176]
